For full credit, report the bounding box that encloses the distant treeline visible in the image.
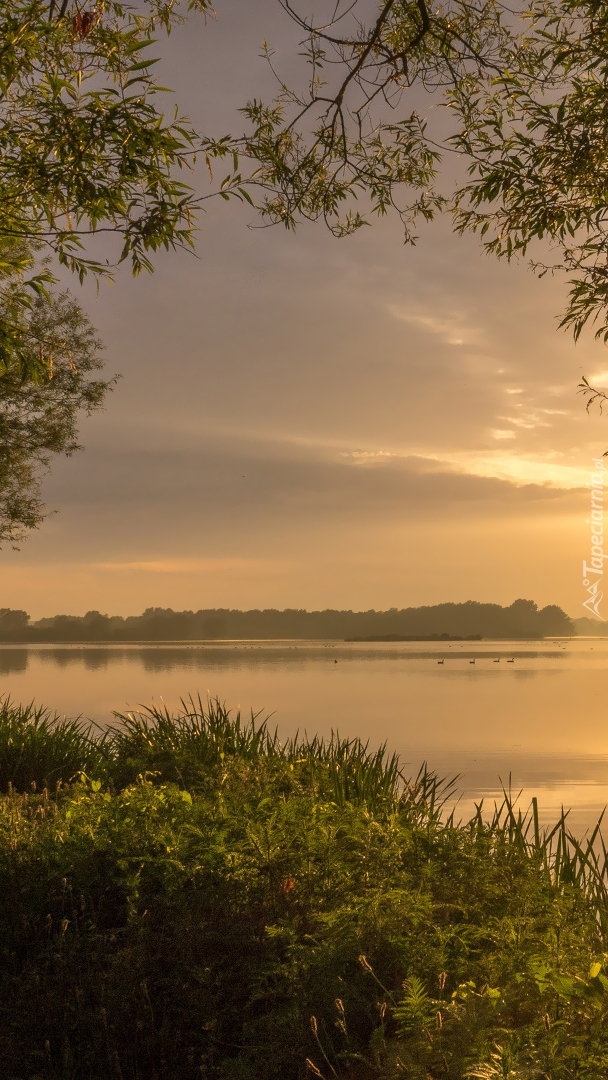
[571,616,608,636]
[0,599,574,641]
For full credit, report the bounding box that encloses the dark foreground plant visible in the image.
[0,696,102,791]
[1,696,608,1079]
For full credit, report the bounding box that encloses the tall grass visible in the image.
[4,692,608,900]
[107,694,410,807]
[283,728,406,807]
[107,694,280,787]
[0,696,101,791]
[467,788,608,916]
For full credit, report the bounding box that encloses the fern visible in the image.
[394,975,436,1033]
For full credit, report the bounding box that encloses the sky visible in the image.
[2,1,608,620]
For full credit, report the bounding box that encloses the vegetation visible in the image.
[5,0,608,351]
[235,0,608,339]
[346,634,483,642]
[1,694,608,1078]
[0,0,253,542]
[0,249,112,545]
[0,0,232,383]
[0,598,575,641]
[0,697,101,791]
[573,617,608,637]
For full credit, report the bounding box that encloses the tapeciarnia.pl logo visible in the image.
[583,458,605,619]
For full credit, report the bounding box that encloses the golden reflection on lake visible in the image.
[2,637,608,831]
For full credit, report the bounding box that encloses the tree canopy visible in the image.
[0,246,111,545]
[0,598,575,640]
[0,0,202,381]
[3,0,608,349]
[4,0,608,543]
[233,0,608,341]
[0,0,225,542]
[3,0,608,357]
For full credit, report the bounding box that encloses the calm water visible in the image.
[2,637,608,831]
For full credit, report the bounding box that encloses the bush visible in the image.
[0,698,607,1079]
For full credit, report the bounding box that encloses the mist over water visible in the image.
[2,636,608,831]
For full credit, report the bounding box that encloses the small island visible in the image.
[345,632,483,641]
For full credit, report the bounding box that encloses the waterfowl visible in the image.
[437,659,444,664]
[493,658,500,663]
[507,658,515,663]
[469,659,475,664]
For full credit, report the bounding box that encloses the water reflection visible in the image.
[38,648,116,671]
[0,650,28,676]
[20,641,569,673]
[1,638,608,832]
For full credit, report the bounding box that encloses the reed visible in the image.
[106,694,281,787]
[4,693,608,900]
[106,695,413,809]
[282,729,406,809]
[0,696,101,792]
[465,787,608,916]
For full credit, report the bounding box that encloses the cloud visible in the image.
[9,157,602,617]
[94,558,293,575]
[587,370,608,386]
[26,442,581,571]
[424,450,588,489]
[490,429,517,440]
[386,304,482,346]
[334,443,587,490]
[340,450,393,463]
[499,414,551,430]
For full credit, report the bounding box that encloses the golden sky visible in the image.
[2,5,607,620]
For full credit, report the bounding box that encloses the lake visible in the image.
[2,637,608,831]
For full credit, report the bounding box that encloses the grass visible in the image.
[1,696,608,1078]
[107,694,407,806]
[0,696,102,792]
